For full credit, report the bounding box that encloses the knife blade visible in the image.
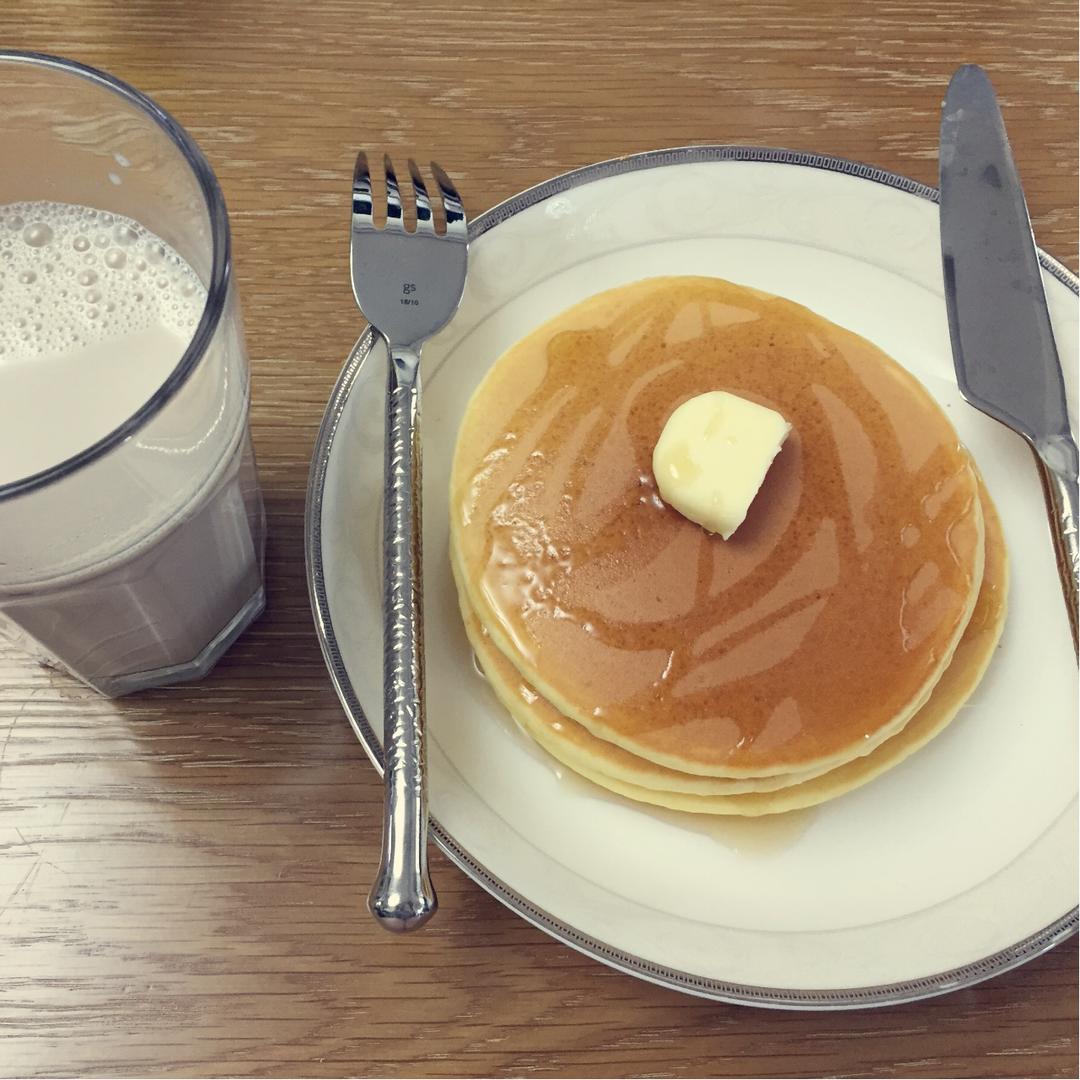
[939,63,1079,648]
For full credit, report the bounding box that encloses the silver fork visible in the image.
[350,153,468,932]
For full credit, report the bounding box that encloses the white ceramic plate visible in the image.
[306,148,1079,1008]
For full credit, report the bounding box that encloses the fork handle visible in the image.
[369,342,437,932]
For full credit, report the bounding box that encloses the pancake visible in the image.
[458,484,1007,815]
[450,276,986,778]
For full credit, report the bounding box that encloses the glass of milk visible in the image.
[0,52,266,696]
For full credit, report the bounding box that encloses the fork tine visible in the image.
[383,154,405,231]
[431,161,467,238]
[407,159,435,236]
[352,151,374,228]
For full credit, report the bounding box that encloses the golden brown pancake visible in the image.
[457,483,1007,814]
[450,277,986,778]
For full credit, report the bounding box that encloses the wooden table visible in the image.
[1,2,1076,1076]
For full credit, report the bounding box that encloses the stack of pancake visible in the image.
[449,277,1007,815]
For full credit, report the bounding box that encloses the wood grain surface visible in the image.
[0,2,1077,1077]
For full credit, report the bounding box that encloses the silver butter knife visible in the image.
[940,64,1079,649]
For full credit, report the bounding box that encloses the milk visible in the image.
[0,202,207,482]
[0,202,265,695]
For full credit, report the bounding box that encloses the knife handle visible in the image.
[1034,440,1079,655]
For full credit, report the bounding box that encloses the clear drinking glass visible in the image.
[0,52,266,696]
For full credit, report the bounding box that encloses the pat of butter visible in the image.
[652,391,791,539]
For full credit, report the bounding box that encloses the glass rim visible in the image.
[0,50,232,503]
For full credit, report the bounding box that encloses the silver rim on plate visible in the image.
[304,145,1079,1009]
